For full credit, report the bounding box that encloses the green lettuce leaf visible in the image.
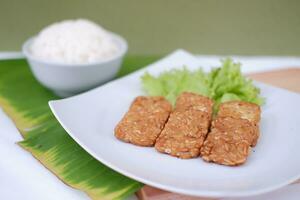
[141,68,210,104]
[208,58,265,108]
[141,58,265,110]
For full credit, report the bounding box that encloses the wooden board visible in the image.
[248,68,300,93]
[136,68,300,200]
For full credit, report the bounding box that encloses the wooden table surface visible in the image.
[137,68,300,200]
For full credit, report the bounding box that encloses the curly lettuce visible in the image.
[142,68,210,104]
[208,58,265,108]
[141,58,265,109]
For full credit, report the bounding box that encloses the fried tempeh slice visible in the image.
[212,117,259,147]
[155,92,213,159]
[200,101,261,166]
[155,110,210,158]
[218,101,261,146]
[114,96,172,146]
[218,101,261,125]
[201,117,254,166]
[200,125,251,166]
[174,92,213,118]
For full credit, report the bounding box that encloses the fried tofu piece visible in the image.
[155,92,213,159]
[200,101,261,166]
[115,96,172,146]
[218,101,261,125]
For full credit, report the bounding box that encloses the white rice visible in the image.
[30,19,119,64]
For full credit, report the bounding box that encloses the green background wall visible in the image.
[1,0,300,55]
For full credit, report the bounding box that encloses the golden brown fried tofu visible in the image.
[155,92,213,159]
[218,101,261,125]
[115,96,172,146]
[201,127,251,166]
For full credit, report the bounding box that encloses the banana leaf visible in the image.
[0,55,160,200]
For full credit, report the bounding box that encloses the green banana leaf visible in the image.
[0,55,160,200]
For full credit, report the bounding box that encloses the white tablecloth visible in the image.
[0,52,299,200]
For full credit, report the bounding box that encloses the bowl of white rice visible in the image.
[22,19,127,97]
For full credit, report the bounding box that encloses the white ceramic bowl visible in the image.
[22,33,128,97]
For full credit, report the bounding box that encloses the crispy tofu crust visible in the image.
[200,101,261,166]
[218,101,261,125]
[155,92,213,159]
[114,96,172,146]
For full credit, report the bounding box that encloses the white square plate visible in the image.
[49,50,300,198]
